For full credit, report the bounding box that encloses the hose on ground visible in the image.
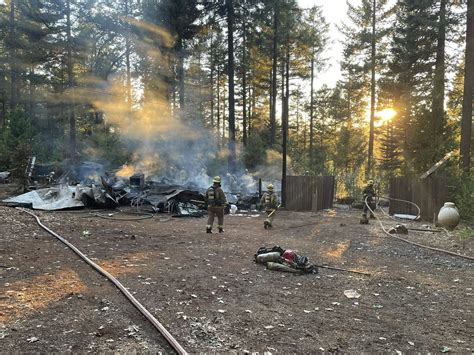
[316,264,371,276]
[364,197,474,262]
[92,211,154,221]
[379,196,421,220]
[16,207,187,355]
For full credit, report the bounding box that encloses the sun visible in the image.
[374,108,396,127]
[378,108,396,122]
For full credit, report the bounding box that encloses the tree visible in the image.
[300,5,329,167]
[226,0,236,170]
[269,1,278,146]
[378,121,402,176]
[431,0,447,163]
[460,0,473,173]
[340,0,393,176]
[8,0,19,110]
[388,0,439,172]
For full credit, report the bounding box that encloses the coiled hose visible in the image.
[17,207,187,355]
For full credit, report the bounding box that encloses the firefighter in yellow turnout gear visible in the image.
[260,184,279,229]
[360,180,376,224]
[205,176,227,233]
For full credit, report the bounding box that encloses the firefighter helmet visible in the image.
[367,180,374,186]
[267,184,274,191]
[213,176,221,183]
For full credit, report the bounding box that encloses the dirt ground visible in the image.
[1,185,473,353]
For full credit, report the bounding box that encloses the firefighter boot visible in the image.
[206,226,212,234]
[264,220,269,229]
[360,214,369,224]
[218,226,224,233]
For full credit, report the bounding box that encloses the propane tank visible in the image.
[255,252,281,264]
[437,202,460,230]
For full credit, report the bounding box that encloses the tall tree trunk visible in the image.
[0,92,5,127]
[250,86,255,136]
[296,93,300,144]
[367,0,376,177]
[66,0,76,161]
[270,5,278,146]
[28,66,34,118]
[9,0,18,110]
[309,53,314,166]
[217,66,220,135]
[242,23,248,147]
[124,0,132,117]
[282,35,290,207]
[431,0,446,163]
[226,0,236,170]
[281,56,284,128]
[248,81,252,137]
[303,122,307,151]
[460,0,474,173]
[222,84,226,138]
[210,32,214,128]
[177,39,185,111]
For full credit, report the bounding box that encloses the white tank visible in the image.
[437,202,460,230]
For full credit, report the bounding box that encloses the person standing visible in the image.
[260,183,279,229]
[205,176,227,233]
[361,180,376,223]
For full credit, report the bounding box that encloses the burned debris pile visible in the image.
[2,160,263,217]
[0,171,11,183]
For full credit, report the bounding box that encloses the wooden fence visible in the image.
[389,177,448,221]
[285,175,335,211]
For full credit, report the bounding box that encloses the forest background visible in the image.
[0,0,472,219]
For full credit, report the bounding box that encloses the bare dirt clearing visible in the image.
[1,202,473,353]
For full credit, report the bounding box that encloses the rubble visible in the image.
[2,160,264,217]
[0,171,11,183]
[3,186,86,210]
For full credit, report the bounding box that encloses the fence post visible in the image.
[312,190,318,213]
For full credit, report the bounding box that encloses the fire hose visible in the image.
[364,197,474,262]
[91,211,155,221]
[315,264,371,276]
[267,204,281,218]
[16,207,187,355]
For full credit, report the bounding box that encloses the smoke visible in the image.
[91,79,219,188]
[61,19,279,194]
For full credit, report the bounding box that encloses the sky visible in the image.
[298,0,349,88]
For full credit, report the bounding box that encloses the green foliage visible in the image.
[243,133,266,170]
[0,0,470,195]
[0,109,36,183]
[454,226,473,249]
[80,127,131,167]
[378,122,402,175]
[454,174,474,222]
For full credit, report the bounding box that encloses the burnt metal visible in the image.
[130,173,145,190]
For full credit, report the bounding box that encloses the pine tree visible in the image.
[388,0,438,172]
[339,0,394,176]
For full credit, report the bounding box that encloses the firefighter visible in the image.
[361,180,376,224]
[205,176,227,233]
[260,183,279,229]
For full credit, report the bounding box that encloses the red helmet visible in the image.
[282,250,296,263]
